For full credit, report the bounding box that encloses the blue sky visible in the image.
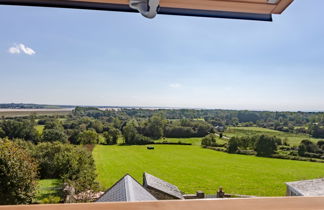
[0,1,324,111]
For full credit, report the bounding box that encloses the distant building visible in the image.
[96,174,157,202]
[143,172,184,200]
[286,178,324,196]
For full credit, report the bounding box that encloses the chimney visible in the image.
[196,191,205,199]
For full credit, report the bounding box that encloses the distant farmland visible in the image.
[0,108,72,117]
[224,126,324,146]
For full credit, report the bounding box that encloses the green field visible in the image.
[35,179,61,203]
[225,126,324,146]
[93,144,324,196]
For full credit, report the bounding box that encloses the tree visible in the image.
[144,113,166,139]
[0,120,39,142]
[103,128,120,145]
[42,129,68,143]
[317,140,324,150]
[77,130,99,144]
[227,137,239,153]
[44,119,64,130]
[0,139,38,205]
[300,139,319,153]
[298,143,307,156]
[34,142,98,193]
[254,135,277,157]
[201,133,217,146]
[122,122,152,145]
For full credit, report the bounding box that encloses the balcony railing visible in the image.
[1,197,324,210]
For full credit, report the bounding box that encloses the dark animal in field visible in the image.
[147,146,154,150]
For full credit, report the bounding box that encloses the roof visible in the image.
[96,174,157,202]
[286,178,324,196]
[0,0,294,21]
[143,172,184,199]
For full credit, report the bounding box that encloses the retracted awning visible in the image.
[0,0,293,21]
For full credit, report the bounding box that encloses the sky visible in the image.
[0,1,324,111]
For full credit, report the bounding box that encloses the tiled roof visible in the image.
[96,174,157,202]
[143,172,184,199]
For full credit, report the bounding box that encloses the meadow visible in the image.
[224,126,324,146]
[93,144,324,196]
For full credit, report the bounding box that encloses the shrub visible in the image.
[77,130,99,144]
[298,143,307,156]
[0,139,38,205]
[303,152,321,159]
[236,149,257,156]
[278,146,293,151]
[42,129,68,143]
[317,140,324,150]
[201,134,217,147]
[302,140,318,152]
[227,137,239,153]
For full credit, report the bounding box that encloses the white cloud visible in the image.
[8,43,36,55]
[169,83,182,88]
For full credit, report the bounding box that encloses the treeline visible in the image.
[0,103,74,109]
[73,107,324,138]
[202,134,324,162]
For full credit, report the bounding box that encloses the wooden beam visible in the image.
[1,197,324,210]
[272,0,293,14]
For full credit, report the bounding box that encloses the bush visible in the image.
[0,139,38,205]
[42,129,68,143]
[254,135,277,157]
[301,140,318,153]
[201,134,217,147]
[278,146,293,151]
[77,130,99,144]
[303,152,321,159]
[34,142,98,193]
[204,146,227,152]
[236,149,257,156]
[164,126,194,138]
[298,143,307,156]
[227,137,239,153]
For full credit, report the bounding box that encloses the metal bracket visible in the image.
[129,0,160,19]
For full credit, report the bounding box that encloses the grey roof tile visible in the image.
[96,174,157,202]
[143,172,184,199]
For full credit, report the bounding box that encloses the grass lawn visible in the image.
[93,144,324,196]
[35,179,61,203]
[225,126,324,146]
